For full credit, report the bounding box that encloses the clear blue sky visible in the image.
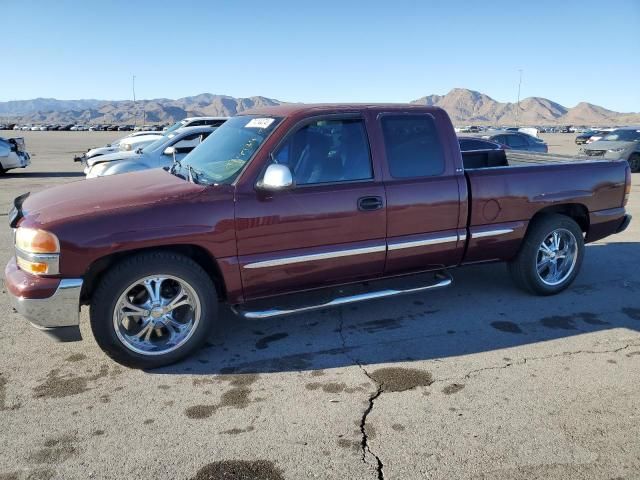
[2,0,639,111]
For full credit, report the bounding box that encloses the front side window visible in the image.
[273,118,373,185]
[381,114,445,178]
[506,135,527,148]
[172,131,212,153]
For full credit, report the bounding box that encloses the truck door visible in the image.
[376,111,466,274]
[234,114,387,300]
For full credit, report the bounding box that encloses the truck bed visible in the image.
[461,148,607,169]
[461,154,629,264]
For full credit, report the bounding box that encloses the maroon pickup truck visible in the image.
[4,104,632,368]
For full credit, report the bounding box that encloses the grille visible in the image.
[585,150,605,157]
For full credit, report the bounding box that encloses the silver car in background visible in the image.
[74,131,164,163]
[164,116,228,133]
[84,126,217,178]
[582,127,640,172]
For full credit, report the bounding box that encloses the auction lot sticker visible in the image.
[245,118,275,129]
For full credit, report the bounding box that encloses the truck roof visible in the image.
[240,103,445,117]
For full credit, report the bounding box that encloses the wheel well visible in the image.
[530,204,589,233]
[80,245,227,305]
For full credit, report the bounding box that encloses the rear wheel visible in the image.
[629,153,640,173]
[508,214,584,295]
[90,251,217,368]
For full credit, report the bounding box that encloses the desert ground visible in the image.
[0,131,638,480]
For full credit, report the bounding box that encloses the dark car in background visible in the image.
[483,131,549,153]
[576,130,604,145]
[458,137,504,152]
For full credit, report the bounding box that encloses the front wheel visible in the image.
[508,214,584,295]
[90,251,217,368]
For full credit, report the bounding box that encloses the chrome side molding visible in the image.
[243,244,386,269]
[388,235,458,251]
[471,228,514,239]
[232,271,452,319]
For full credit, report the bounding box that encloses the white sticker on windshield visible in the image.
[245,118,275,129]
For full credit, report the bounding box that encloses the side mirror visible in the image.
[258,164,294,191]
[163,146,176,156]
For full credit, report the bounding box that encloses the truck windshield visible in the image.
[180,115,282,185]
[165,120,188,134]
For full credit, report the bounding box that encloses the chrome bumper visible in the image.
[8,278,83,341]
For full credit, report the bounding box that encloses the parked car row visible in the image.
[0,124,169,131]
[1,118,229,132]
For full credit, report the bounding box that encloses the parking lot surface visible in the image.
[1,132,639,480]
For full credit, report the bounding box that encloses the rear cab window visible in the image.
[379,114,445,178]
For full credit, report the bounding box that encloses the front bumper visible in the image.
[616,214,632,234]
[4,258,83,341]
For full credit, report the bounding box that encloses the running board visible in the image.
[232,271,452,319]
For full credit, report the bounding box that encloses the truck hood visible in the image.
[87,150,141,167]
[19,168,207,228]
[583,140,635,151]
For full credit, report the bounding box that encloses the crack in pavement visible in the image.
[335,306,639,480]
[337,308,385,480]
[437,343,640,383]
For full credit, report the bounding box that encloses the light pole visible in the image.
[516,69,523,126]
[132,75,137,127]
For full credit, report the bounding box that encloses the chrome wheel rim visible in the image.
[113,275,201,356]
[536,228,578,286]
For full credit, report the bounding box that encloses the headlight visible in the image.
[15,227,60,275]
[122,143,132,151]
[607,147,627,153]
[86,162,111,178]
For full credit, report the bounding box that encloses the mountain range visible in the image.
[2,89,639,126]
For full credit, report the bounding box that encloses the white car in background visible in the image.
[85,126,215,178]
[0,137,31,174]
[585,128,615,144]
[164,116,228,133]
[74,131,164,162]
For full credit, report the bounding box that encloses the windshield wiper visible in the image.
[187,164,207,185]
[170,154,182,174]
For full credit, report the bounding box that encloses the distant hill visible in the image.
[411,88,640,126]
[0,98,105,116]
[2,94,285,125]
[2,89,639,126]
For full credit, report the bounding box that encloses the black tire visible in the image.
[508,214,584,296]
[90,251,217,369]
[629,153,640,173]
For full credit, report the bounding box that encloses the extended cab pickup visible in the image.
[3,104,632,368]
